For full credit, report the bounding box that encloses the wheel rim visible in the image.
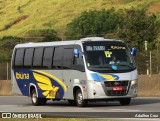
[77,92,83,104]
[32,92,37,103]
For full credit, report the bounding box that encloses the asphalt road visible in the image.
[0,96,160,119]
[0,96,160,112]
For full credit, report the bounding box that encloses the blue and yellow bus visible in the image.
[11,37,138,107]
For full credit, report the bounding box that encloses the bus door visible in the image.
[62,46,74,99]
[52,46,64,86]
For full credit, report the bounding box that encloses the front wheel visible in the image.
[31,89,47,106]
[76,89,87,107]
[119,98,131,106]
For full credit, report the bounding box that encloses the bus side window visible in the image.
[63,48,73,69]
[33,47,44,68]
[72,45,85,72]
[74,56,84,66]
[14,48,25,68]
[53,46,63,69]
[24,48,34,68]
[43,47,54,69]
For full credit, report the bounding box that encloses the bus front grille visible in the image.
[104,81,130,96]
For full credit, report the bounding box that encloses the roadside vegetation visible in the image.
[0,0,159,37]
[66,8,159,50]
[0,0,160,74]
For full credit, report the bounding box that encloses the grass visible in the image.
[0,0,160,38]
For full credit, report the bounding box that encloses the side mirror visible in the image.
[74,49,84,58]
[131,47,137,56]
[74,49,79,58]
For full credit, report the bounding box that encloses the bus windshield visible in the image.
[83,41,136,72]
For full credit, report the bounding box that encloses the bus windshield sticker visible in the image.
[104,51,112,58]
[86,46,105,51]
[111,46,126,49]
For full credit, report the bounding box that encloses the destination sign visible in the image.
[111,46,126,49]
[86,46,105,51]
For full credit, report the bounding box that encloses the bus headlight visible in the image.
[131,79,138,89]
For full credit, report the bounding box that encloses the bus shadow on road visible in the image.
[43,98,160,107]
[44,101,122,107]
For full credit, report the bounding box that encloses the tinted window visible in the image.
[43,47,54,68]
[24,48,34,67]
[74,57,84,66]
[14,48,25,68]
[73,45,84,66]
[53,47,63,69]
[63,48,73,69]
[73,45,85,72]
[33,47,44,67]
[83,41,136,72]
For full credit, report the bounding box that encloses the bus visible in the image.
[11,37,138,107]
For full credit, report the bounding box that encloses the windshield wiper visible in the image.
[117,64,133,69]
[89,65,112,69]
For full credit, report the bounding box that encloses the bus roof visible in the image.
[14,37,124,48]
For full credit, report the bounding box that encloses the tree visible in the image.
[117,8,159,50]
[65,8,124,39]
[0,36,25,62]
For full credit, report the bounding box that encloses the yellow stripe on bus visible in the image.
[33,70,67,91]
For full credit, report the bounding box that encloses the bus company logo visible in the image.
[111,46,126,50]
[16,72,29,79]
[114,82,120,86]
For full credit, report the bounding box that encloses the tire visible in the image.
[68,100,76,106]
[31,89,47,106]
[75,89,87,107]
[119,98,131,106]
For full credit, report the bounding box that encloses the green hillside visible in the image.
[0,0,160,38]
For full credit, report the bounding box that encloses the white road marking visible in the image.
[0,111,10,112]
[0,105,23,107]
[109,109,141,112]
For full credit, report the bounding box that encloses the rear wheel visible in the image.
[75,89,87,107]
[119,98,131,106]
[31,89,47,106]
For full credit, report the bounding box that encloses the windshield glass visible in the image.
[83,41,136,72]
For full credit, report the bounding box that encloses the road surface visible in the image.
[0,96,160,119]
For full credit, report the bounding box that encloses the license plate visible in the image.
[112,86,122,91]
